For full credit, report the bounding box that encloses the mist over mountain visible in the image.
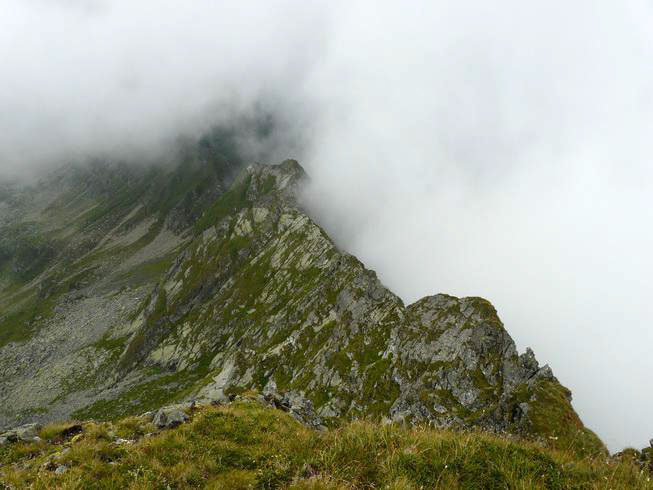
[2,0,653,453]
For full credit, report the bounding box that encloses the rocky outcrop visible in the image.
[152,406,189,429]
[140,390,324,433]
[0,423,41,445]
[258,390,326,430]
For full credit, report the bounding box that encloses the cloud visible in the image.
[2,0,653,450]
[0,0,332,175]
[301,1,653,452]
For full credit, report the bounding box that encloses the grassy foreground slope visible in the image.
[1,399,650,490]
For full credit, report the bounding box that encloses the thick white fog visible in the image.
[0,0,328,174]
[2,0,652,451]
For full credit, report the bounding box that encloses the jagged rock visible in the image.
[519,348,539,373]
[152,407,189,429]
[54,465,67,475]
[258,390,326,431]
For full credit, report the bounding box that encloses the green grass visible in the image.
[111,253,176,288]
[0,290,58,348]
[1,400,650,489]
[506,379,607,459]
[0,223,58,283]
[73,355,214,421]
[194,173,252,233]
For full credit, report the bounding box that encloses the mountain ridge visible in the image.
[0,152,605,460]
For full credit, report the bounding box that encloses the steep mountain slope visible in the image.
[0,130,243,428]
[0,155,604,458]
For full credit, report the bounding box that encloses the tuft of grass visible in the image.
[83,422,113,442]
[38,422,83,443]
[1,401,651,489]
[507,379,607,459]
[194,173,252,233]
[0,290,59,348]
[74,355,214,421]
[114,416,154,440]
[111,252,176,289]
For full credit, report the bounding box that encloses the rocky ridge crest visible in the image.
[112,160,605,456]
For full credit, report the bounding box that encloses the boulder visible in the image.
[153,407,189,429]
[0,423,41,443]
[17,423,42,441]
[195,385,230,406]
[0,429,17,443]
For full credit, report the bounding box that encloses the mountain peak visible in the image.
[245,159,307,199]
